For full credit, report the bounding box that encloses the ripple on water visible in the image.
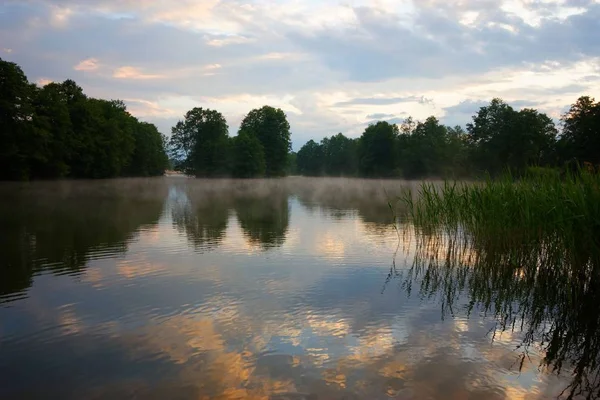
[0,178,583,399]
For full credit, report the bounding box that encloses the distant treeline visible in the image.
[0,59,168,180]
[3,56,599,181]
[296,97,600,178]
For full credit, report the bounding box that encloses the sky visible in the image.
[1,0,599,150]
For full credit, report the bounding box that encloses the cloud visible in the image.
[1,0,599,147]
[253,52,307,61]
[113,66,164,80]
[73,58,99,71]
[205,35,255,47]
[334,95,430,107]
[37,78,54,86]
[49,5,72,28]
[123,98,179,118]
[366,113,395,119]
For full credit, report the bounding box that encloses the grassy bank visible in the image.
[402,170,600,252]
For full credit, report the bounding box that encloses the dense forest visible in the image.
[2,57,599,180]
[0,58,168,180]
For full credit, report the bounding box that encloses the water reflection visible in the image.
[170,179,291,251]
[389,224,600,399]
[0,179,167,303]
[0,177,589,399]
[234,186,290,249]
[171,183,231,251]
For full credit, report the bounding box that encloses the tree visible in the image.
[286,151,298,175]
[238,106,291,177]
[399,116,449,178]
[297,140,324,176]
[514,108,557,167]
[467,98,557,174]
[231,131,266,178]
[30,82,73,178]
[358,121,399,177]
[0,58,36,180]
[445,125,471,177]
[0,59,168,180]
[169,107,230,177]
[322,133,358,176]
[127,121,169,176]
[558,96,600,166]
[84,98,136,178]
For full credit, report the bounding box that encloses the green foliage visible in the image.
[525,165,561,180]
[231,131,266,178]
[239,106,291,177]
[358,121,399,177]
[169,108,227,176]
[403,170,600,252]
[286,151,298,175]
[0,59,36,180]
[401,171,600,399]
[297,139,325,176]
[322,133,358,176]
[169,107,230,177]
[7,54,598,181]
[297,133,358,177]
[467,99,557,175]
[0,58,168,180]
[127,122,170,177]
[292,95,600,179]
[398,116,468,178]
[558,96,600,166]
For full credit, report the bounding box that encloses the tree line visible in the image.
[297,97,600,178]
[0,58,168,180]
[169,106,292,177]
[3,56,598,181]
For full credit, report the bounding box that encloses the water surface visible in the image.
[0,177,578,399]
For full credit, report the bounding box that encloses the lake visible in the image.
[0,177,581,399]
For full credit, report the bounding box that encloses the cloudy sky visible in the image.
[1,0,599,149]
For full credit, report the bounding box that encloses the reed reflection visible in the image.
[392,224,600,400]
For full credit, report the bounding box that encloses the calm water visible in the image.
[0,177,578,399]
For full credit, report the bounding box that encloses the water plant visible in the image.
[400,171,600,399]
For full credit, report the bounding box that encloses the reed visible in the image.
[402,170,600,255]
[399,170,600,400]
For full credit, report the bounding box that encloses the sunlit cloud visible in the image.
[205,35,254,47]
[123,98,180,118]
[113,66,165,80]
[49,5,73,28]
[254,52,307,61]
[37,78,54,86]
[73,58,100,71]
